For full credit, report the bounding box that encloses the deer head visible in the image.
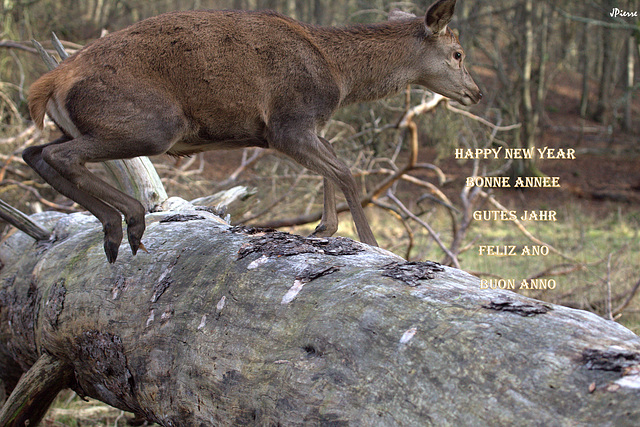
[390,0,482,106]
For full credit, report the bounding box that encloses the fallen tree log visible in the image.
[1,203,639,425]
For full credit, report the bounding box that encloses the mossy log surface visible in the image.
[0,205,639,426]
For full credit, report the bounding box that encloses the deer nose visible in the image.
[467,90,482,104]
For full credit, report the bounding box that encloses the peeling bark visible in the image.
[0,203,639,425]
[482,296,552,317]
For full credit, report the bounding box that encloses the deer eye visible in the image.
[454,52,462,60]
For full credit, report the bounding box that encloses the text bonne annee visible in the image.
[458,146,574,188]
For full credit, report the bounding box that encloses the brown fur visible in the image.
[28,72,56,130]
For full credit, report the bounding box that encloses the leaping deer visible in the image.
[24,0,481,263]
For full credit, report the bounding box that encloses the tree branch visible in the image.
[0,199,50,241]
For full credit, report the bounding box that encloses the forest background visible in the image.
[1,0,639,422]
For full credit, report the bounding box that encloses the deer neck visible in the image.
[310,19,426,106]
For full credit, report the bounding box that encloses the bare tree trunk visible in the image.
[579,22,590,118]
[1,207,640,425]
[535,2,549,125]
[623,34,636,131]
[312,0,325,24]
[518,0,543,177]
[594,0,616,124]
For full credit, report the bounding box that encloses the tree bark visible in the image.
[517,0,543,178]
[1,205,639,425]
[623,34,636,131]
[579,22,591,118]
[593,0,616,124]
[0,199,50,241]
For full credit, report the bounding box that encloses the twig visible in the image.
[527,263,585,281]
[31,39,59,70]
[0,88,21,121]
[218,148,266,188]
[467,270,506,280]
[446,103,521,131]
[606,253,613,321]
[386,190,460,268]
[0,123,37,145]
[372,199,415,260]
[51,32,70,60]
[553,5,639,30]
[0,41,42,55]
[1,179,77,212]
[0,39,81,55]
[238,170,307,224]
[613,277,640,317]
[114,410,125,427]
[0,199,50,241]
[362,167,455,212]
[413,163,447,185]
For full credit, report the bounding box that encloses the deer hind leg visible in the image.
[22,136,124,262]
[32,80,187,262]
[270,128,378,247]
[37,134,169,262]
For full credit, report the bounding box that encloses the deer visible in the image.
[23,0,481,263]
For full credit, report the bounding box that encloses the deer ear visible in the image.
[425,0,456,36]
[388,9,416,21]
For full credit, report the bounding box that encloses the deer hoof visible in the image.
[310,224,328,238]
[310,222,337,238]
[313,223,326,233]
[102,221,123,263]
[126,218,146,256]
[103,238,121,263]
[128,233,143,256]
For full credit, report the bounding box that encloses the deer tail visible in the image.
[28,71,58,130]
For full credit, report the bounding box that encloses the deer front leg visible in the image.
[270,127,378,247]
[311,136,341,238]
[311,177,338,238]
[23,139,125,262]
